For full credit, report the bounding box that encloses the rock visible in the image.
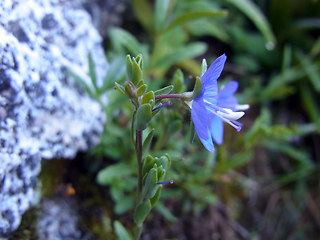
[37,198,91,240]
[81,0,127,38]
[0,0,108,237]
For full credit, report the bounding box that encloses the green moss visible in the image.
[10,208,39,240]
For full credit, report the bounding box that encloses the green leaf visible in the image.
[102,56,126,91]
[135,103,152,131]
[281,45,292,71]
[261,67,307,100]
[155,202,177,222]
[132,57,143,85]
[172,69,185,93]
[132,0,154,34]
[96,163,134,185]
[154,42,207,69]
[115,197,134,215]
[226,0,276,48]
[67,69,95,98]
[166,10,227,32]
[137,84,147,97]
[192,77,202,98]
[126,54,133,80]
[142,155,155,177]
[142,168,158,199]
[216,152,252,172]
[154,155,170,170]
[300,83,320,131]
[150,186,162,207]
[186,20,229,43]
[296,51,320,92]
[142,129,154,157]
[154,85,174,96]
[114,221,133,240]
[154,0,171,33]
[134,200,152,225]
[88,52,98,91]
[141,91,155,105]
[114,82,127,96]
[110,28,145,56]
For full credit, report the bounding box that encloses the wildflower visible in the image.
[191,54,249,152]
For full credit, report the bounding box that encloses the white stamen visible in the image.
[217,108,244,121]
[235,104,250,111]
[207,108,242,131]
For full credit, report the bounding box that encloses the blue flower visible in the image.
[191,54,249,152]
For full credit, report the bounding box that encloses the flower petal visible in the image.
[191,99,215,152]
[201,54,227,86]
[217,81,239,110]
[210,115,223,145]
[200,54,227,104]
[219,81,238,98]
[218,96,239,110]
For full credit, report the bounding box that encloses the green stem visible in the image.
[134,225,143,240]
[135,130,143,202]
[135,129,143,240]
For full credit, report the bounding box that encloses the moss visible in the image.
[10,208,39,240]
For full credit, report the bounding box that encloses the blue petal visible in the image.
[201,54,227,86]
[218,81,238,98]
[218,96,239,110]
[210,115,224,145]
[201,54,227,105]
[191,99,215,152]
[217,81,239,110]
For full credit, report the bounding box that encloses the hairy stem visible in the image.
[155,93,183,100]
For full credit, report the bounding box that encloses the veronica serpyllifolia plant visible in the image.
[114,54,248,239]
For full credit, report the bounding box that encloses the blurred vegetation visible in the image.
[71,0,320,239]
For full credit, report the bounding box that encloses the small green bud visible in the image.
[135,103,152,130]
[124,81,137,100]
[134,200,151,225]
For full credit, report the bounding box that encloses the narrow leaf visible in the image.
[88,52,98,91]
[166,11,227,32]
[154,85,174,96]
[154,0,171,32]
[134,200,152,225]
[142,129,154,157]
[102,57,126,91]
[114,221,133,240]
[226,0,276,48]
